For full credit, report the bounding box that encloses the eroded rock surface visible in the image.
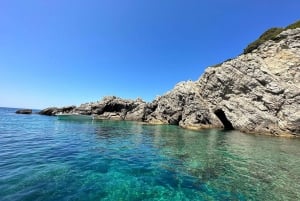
[39,28,300,136]
[40,96,150,121]
[147,28,299,136]
[39,106,75,116]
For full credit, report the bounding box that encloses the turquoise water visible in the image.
[0,107,300,201]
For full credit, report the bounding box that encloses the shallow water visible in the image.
[0,107,299,201]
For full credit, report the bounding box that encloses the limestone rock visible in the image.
[144,28,300,136]
[39,96,153,122]
[145,81,222,127]
[38,106,75,116]
[39,27,300,136]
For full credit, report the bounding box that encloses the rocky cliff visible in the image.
[150,28,300,136]
[40,27,300,137]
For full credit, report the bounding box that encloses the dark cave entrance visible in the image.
[214,109,234,130]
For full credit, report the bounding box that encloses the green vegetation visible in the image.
[243,28,284,54]
[211,58,233,68]
[286,20,300,30]
[211,20,300,67]
[243,20,300,54]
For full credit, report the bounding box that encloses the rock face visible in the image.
[145,81,222,128]
[39,28,300,137]
[16,109,32,114]
[198,28,300,135]
[149,28,300,136]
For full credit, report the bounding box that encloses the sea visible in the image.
[0,107,299,201]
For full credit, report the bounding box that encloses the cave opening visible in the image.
[214,109,234,130]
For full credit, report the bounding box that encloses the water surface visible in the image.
[0,107,299,200]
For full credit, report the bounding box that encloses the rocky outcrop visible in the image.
[148,28,300,136]
[91,96,149,121]
[39,27,300,137]
[39,106,76,116]
[16,109,32,114]
[40,96,151,121]
[145,81,222,128]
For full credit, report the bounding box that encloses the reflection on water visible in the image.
[0,107,300,201]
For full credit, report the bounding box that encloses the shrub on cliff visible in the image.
[286,20,300,29]
[243,27,284,54]
[244,20,300,54]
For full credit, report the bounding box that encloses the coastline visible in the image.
[38,26,300,138]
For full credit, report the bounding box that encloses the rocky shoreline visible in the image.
[39,27,300,137]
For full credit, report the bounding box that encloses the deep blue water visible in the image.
[0,107,300,201]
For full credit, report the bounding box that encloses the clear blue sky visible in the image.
[0,0,299,109]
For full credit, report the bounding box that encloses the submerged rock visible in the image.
[16,109,32,114]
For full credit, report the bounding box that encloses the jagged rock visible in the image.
[144,28,300,136]
[189,28,300,136]
[91,96,150,121]
[16,109,32,114]
[39,96,154,122]
[145,81,221,127]
[39,106,75,116]
[125,99,148,121]
[39,27,300,137]
[39,107,58,116]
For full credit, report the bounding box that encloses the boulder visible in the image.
[38,106,75,116]
[16,109,32,114]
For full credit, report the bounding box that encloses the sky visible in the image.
[0,0,299,109]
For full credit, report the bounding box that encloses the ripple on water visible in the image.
[0,108,300,201]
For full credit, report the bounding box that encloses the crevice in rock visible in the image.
[214,109,234,130]
[168,113,182,125]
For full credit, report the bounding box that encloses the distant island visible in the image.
[39,20,300,137]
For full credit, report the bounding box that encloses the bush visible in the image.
[285,20,300,29]
[243,20,300,54]
[243,27,284,54]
